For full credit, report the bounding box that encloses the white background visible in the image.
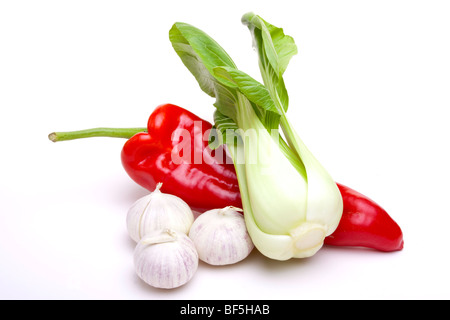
[1,0,449,300]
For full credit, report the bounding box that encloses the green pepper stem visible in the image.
[48,127,147,142]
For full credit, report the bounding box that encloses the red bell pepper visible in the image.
[49,103,403,252]
[121,104,242,213]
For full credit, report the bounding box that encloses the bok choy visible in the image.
[169,13,343,260]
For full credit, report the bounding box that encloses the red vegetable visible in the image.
[324,184,404,251]
[121,104,242,213]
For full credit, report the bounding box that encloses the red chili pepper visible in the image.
[50,103,403,252]
[324,184,404,252]
[121,104,242,213]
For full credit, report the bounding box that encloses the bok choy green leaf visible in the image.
[242,12,343,247]
[169,16,343,260]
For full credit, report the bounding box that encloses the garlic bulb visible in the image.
[126,183,194,242]
[188,206,254,265]
[134,229,199,289]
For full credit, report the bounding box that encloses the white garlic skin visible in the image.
[189,207,254,266]
[126,183,194,242]
[134,229,198,289]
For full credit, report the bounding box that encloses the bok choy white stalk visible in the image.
[169,14,343,260]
